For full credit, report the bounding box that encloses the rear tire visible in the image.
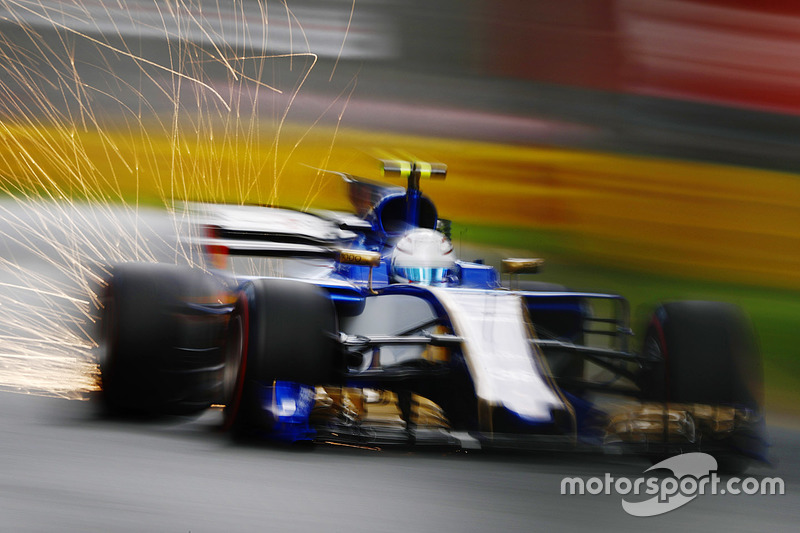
[224,278,338,436]
[98,263,227,416]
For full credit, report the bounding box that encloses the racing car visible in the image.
[96,160,767,467]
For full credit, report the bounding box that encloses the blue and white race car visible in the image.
[96,161,767,467]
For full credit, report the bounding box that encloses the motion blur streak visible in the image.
[0,3,796,532]
[0,1,798,393]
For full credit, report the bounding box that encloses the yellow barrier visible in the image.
[2,121,799,288]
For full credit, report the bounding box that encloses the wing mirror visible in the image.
[339,250,382,293]
[502,258,544,289]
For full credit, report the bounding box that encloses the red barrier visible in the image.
[481,0,800,115]
[481,0,621,91]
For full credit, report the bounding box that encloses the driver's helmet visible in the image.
[391,229,456,285]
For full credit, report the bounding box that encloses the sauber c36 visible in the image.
[96,161,767,468]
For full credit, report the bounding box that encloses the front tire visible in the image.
[639,301,765,470]
[224,279,338,436]
[641,301,762,408]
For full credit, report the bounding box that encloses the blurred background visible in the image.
[0,0,798,413]
[0,0,799,409]
[0,1,799,530]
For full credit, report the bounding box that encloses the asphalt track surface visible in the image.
[0,389,797,533]
[0,201,797,532]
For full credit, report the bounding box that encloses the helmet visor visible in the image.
[394,267,450,285]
